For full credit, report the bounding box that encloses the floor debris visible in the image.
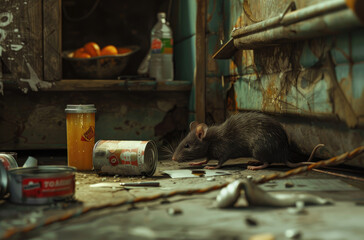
[120,181,160,187]
[0,155,363,239]
[285,229,302,239]
[216,178,333,208]
[260,179,359,191]
[162,169,231,178]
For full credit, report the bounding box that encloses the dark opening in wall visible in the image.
[61,0,173,79]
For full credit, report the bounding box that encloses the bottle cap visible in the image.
[65,104,96,113]
[157,12,166,18]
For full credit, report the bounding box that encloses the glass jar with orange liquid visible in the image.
[65,104,96,170]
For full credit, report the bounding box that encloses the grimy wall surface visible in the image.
[206,0,364,166]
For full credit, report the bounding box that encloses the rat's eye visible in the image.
[184,143,190,148]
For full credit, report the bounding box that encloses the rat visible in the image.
[172,112,324,170]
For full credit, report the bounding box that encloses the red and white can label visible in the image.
[22,175,75,198]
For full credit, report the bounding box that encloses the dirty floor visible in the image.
[0,151,364,240]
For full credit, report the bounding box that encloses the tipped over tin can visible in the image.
[93,140,158,176]
[8,166,76,204]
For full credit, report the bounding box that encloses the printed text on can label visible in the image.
[107,148,142,167]
[22,175,75,198]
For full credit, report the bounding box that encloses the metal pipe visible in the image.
[232,0,348,38]
[233,8,362,50]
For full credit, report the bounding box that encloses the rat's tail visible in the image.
[286,143,325,168]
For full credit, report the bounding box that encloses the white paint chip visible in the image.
[20,57,53,92]
[0,12,13,27]
[10,44,23,51]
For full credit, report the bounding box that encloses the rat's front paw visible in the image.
[189,160,208,166]
[204,165,220,170]
[189,162,204,166]
[247,162,269,170]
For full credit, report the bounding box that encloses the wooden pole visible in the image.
[195,0,206,123]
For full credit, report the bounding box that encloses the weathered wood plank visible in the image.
[0,0,43,83]
[43,0,62,81]
[43,80,192,91]
[195,0,207,123]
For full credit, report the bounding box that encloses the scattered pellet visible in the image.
[249,233,275,240]
[285,229,302,239]
[167,207,182,215]
[245,216,258,226]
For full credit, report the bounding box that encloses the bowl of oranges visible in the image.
[63,42,139,79]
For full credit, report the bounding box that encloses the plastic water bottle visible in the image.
[149,12,174,81]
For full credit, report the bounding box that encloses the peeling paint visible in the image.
[208,0,364,168]
[10,44,23,51]
[352,63,364,99]
[261,75,284,112]
[157,101,175,112]
[0,12,13,27]
[19,58,53,92]
[0,12,12,56]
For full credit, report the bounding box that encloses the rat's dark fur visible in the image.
[172,112,322,170]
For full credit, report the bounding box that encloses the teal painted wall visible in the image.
[206,0,364,127]
[174,0,197,123]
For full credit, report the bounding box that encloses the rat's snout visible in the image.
[172,155,177,161]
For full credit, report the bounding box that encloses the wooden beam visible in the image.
[195,0,207,123]
[42,80,192,92]
[43,0,62,81]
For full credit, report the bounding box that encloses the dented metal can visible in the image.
[0,153,19,170]
[8,166,76,205]
[93,140,158,176]
[0,154,19,198]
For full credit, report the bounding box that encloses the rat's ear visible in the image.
[189,121,199,131]
[195,123,208,141]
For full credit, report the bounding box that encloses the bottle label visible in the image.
[151,38,162,54]
[151,38,173,54]
[161,38,173,54]
[81,126,95,142]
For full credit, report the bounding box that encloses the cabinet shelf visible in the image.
[44,79,192,92]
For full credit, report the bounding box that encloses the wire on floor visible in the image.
[2,145,364,239]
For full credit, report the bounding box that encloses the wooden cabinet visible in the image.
[0,0,193,150]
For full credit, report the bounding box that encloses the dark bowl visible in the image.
[62,45,140,79]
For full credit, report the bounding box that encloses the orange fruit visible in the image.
[73,47,85,58]
[84,42,100,57]
[118,47,132,54]
[100,45,118,56]
[77,52,91,58]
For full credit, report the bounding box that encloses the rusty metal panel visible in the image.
[222,0,364,127]
[206,0,364,167]
[332,30,364,119]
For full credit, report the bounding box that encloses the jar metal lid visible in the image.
[65,104,96,113]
